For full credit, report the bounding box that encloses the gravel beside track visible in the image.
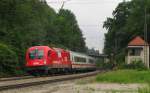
[0,76,33,82]
[0,71,102,91]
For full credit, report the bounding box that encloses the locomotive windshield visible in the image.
[29,49,44,59]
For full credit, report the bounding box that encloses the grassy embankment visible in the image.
[96,69,150,92]
[96,69,150,83]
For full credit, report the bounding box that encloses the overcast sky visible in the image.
[46,0,124,53]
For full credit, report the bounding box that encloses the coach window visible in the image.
[74,57,78,62]
[81,57,86,63]
[74,56,86,63]
[89,59,94,63]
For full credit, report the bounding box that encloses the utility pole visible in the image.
[144,7,148,68]
[144,8,148,43]
[60,1,65,10]
[39,0,46,4]
[60,0,71,10]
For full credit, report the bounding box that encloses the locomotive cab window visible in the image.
[29,49,44,59]
[29,50,36,59]
[38,50,44,59]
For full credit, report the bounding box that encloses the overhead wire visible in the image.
[46,0,115,28]
[79,25,100,27]
[46,0,122,4]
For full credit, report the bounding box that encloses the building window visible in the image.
[129,48,141,56]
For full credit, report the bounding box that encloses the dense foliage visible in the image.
[0,44,18,75]
[55,9,86,52]
[0,0,86,75]
[123,60,146,70]
[103,0,150,64]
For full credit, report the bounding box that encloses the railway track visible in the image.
[0,76,33,82]
[0,70,103,91]
[0,72,83,82]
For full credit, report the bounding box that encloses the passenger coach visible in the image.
[70,51,96,70]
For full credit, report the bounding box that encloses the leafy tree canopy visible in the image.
[0,0,86,75]
[103,0,150,54]
[103,0,150,64]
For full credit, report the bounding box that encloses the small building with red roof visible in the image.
[126,36,149,68]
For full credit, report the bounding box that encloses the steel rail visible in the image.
[0,76,33,82]
[0,72,82,82]
[0,70,103,91]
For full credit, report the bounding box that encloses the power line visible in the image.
[79,25,100,27]
[46,1,122,4]
[60,0,71,10]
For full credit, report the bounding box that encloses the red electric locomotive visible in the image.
[26,46,96,75]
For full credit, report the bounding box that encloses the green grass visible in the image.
[138,86,150,93]
[96,69,150,83]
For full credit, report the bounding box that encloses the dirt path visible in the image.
[45,77,146,93]
[48,82,144,93]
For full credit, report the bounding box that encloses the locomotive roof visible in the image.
[53,47,65,51]
[29,46,50,49]
[28,46,54,51]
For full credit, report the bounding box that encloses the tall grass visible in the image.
[138,85,150,93]
[96,69,150,83]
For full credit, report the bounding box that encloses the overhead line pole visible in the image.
[144,8,148,45]
[60,0,71,10]
[60,1,65,10]
[144,6,148,68]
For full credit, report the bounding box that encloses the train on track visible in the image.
[25,46,96,75]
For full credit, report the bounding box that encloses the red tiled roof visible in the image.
[128,36,148,46]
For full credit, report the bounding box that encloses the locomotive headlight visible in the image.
[44,60,47,64]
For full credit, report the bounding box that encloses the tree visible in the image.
[0,43,19,75]
[56,9,86,52]
[0,0,86,75]
[103,0,150,65]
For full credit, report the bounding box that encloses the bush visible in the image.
[123,60,147,70]
[96,58,114,70]
[0,43,19,75]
